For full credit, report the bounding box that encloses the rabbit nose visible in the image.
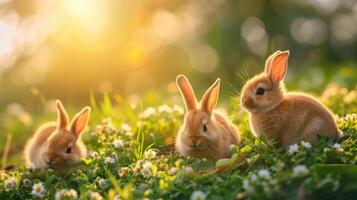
[191,140,199,148]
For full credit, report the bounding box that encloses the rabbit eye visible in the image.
[65,147,72,154]
[256,87,265,96]
[203,124,208,132]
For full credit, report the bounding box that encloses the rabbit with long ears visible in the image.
[241,50,340,146]
[24,100,91,169]
[175,75,240,160]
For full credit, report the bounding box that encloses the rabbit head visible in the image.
[241,50,289,113]
[176,75,223,158]
[44,100,90,168]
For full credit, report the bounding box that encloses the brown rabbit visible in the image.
[175,75,240,160]
[241,50,340,146]
[24,100,91,169]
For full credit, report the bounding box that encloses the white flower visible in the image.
[141,161,153,177]
[158,105,172,113]
[331,143,343,151]
[190,190,207,200]
[144,149,157,159]
[89,151,99,157]
[32,182,46,198]
[104,157,116,164]
[113,140,124,148]
[55,189,78,200]
[4,177,18,191]
[89,192,103,200]
[243,179,250,190]
[185,166,193,174]
[301,141,312,149]
[292,165,309,177]
[258,169,271,179]
[120,123,131,132]
[250,174,258,182]
[288,144,299,155]
[28,163,37,170]
[141,107,156,118]
[173,105,184,115]
[242,179,254,193]
[138,183,148,190]
[98,178,107,189]
[141,167,152,178]
[169,167,177,175]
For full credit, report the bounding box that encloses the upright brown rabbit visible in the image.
[175,75,240,160]
[241,50,340,146]
[24,100,91,169]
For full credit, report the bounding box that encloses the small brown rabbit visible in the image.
[175,75,240,160]
[241,50,340,146]
[24,100,91,169]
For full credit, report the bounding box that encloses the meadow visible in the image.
[0,83,356,200]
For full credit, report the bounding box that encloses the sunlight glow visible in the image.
[61,0,108,34]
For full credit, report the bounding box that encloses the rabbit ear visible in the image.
[176,75,198,111]
[200,78,220,114]
[56,100,69,129]
[264,50,282,74]
[267,51,289,84]
[70,107,91,137]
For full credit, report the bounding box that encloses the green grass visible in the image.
[0,84,356,200]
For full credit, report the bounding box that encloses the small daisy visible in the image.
[55,189,78,200]
[301,141,312,149]
[89,192,103,200]
[141,161,153,177]
[104,157,116,164]
[113,139,124,148]
[4,177,18,191]
[120,123,131,132]
[173,105,184,115]
[89,151,99,158]
[190,190,207,200]
[32,182,46,198]
[98,178,107,189]
[144,149,157,159]
[141,166,152,178]
[138,183,149,190]
[258,169,271,179]
[185,166,193,174]
[141,107,156,118]
[242,179,254,193]
[168,167,178,175]
[331,143,343,151]
[292,165,309,177]
[242,179,250,190]
[288,144,299,155]
[250,173,258,182]
[158,105,172,113]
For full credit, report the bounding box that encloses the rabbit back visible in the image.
[250,92,339,146]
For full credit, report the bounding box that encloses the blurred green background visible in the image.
[0,0,356,105]
[0,0,356,165]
